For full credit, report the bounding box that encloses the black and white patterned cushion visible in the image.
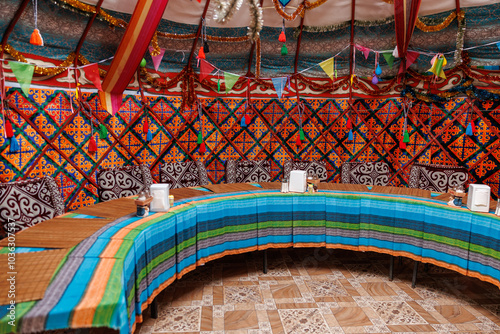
[226,160,271,183]
[97,164,153,202]
[408,163,468,192]
[0,176,65,238]
[160,161,209,189]
[283,160,328,181]
[341,161,391,186]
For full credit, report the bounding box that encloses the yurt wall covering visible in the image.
[2,0,500,209]
[1,87,499,210]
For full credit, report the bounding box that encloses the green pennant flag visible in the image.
[9,62,35,97]
[224,72,239,94]
[382,52,394,69]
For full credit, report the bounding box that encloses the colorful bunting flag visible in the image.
[224,72,239,94]
[278,0,291,6]
[428,54,447,79]
[200,59,216,81]
[9,62,34,97]
[356,45,370,59]
[319,58,334,80]
[272,77,287,99]
[148,46,166,71]
[383,52,394,69]
[83,63,102,91]
[405,51,420,69]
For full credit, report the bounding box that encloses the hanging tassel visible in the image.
[98,124,108,139]
[241,116,247,127]
[281,44,288,56]
[346,117,352,130]
[199,142,206,154]
[295,135,302,146]
[88,136,97,153]
[399,139,407,150]
[466,122,473,136]
[279,31,286,43]
[471,121,476,133]
[198,47,206,60]
[403,130,410,143]
[245,114,252,125]
[299,128,305,141]
[143,117,149,134]
[147,129,153,142]
[197,131,203,144]
[203,41,210,53]
[30,28,43,46]
[9,136,19,153]
[348,129,353,141]
[5,119,13,138]
[217,78,221,92]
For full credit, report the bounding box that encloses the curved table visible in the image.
[1,188,500,334]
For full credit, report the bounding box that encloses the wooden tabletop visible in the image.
[370,185,431,199]
[317,183,369,192]
[202,183,260,193]
[170,188,213,200]
[258,182,282,190]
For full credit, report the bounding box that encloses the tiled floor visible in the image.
[135,248,500,334]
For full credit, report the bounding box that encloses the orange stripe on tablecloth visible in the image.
[111,212,165,240]
[71,258,116,327]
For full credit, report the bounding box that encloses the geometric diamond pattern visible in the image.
[1,87,499,211]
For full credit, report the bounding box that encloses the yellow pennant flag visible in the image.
[319,58,334,80]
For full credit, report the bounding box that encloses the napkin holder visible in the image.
[150,184,170,212]
[289,170,307,193]
[467,184,490,213]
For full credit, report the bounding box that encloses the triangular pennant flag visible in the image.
[83,63,102,91]
[272,77,286,99]
[392,46,399,58]
[279,0,291,6]
[405,51,420,69]
[319,58,334,80]
[9,62,34,97]
[148,46,166,71]
[382,52,394,69]
[200,59,216,81]
[224,72,239,94]
[356,45,370,59]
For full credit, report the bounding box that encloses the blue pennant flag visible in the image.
[272,77,287,99]
[278,0,291,6]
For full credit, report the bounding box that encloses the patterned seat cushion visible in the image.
[160,161,209,189]
[283,160,328,181]
[97,164,153,202]
[341,161,391,186]
[0,176,65,238]
[408,163,468,192]
[226,160,271,183]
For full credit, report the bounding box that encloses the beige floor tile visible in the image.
[331,307,372,327]
[434,305,477,324]
[270,283,302,299]
[200,306,212,331]
[360,282,396,296]
[224,310,259,330]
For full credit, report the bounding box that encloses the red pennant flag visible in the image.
[405,50,420,69]
[148,46,166,71]
[83,63,102,91]
[199,59,216,81]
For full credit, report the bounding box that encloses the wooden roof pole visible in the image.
[187,0,212,67]
[348,0,356,102]
[73,0,105,70]
[246,0,265,77]
[1,0,30,49]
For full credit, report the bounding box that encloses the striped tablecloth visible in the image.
[1,188,499,334]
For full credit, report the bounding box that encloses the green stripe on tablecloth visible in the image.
[258,221,293,229]
[177,236,196,253]
[93,260,125,327]
[325,221,360,230]
[0,301,37,333]
[469,244,500,261]
[197,223,259,241]
[148,248,176,270]
[293,220,326,228]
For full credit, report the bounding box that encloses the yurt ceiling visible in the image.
[2,0,500,101]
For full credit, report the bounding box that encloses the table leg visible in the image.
[263,250,268,274]
[389,255,394,281]
[151,297,158,319]
[412,261,419,288]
